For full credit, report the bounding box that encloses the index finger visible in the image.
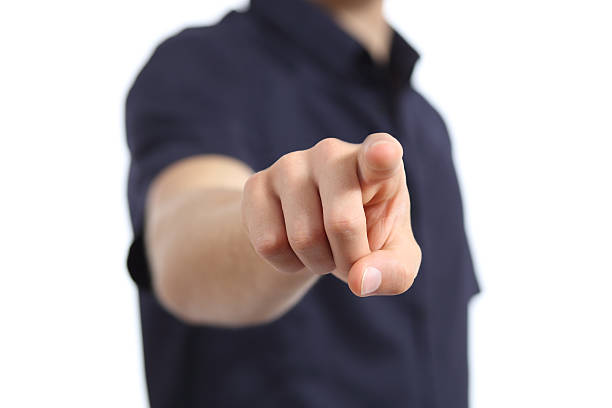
[313,140,371,277]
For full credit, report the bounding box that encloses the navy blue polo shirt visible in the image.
[126,0,479,406]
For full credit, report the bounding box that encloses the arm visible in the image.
[145,134,422,327]
[145,155,318,326]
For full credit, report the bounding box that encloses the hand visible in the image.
[241,133,421,297]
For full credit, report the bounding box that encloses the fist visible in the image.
[241,133,421,297]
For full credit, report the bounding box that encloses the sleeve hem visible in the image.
[127,232,152,291]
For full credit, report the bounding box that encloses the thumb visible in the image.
[357,133,404,204]
[346,244,422,297]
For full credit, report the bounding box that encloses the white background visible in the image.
[1,1,610,407]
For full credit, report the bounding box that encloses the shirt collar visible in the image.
[250,0,420,89]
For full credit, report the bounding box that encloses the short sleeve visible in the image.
[125,29,250,289]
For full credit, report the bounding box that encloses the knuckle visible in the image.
[288,233,316,252]
[241,174,263,231]
[314,137,342,157]
[252,233,288,258]
[243,171,265,194]
[275,151,302,171]
[288,227,325,252]
[242,175,255,194]
[325,213,363,236]
[273,151,306,186]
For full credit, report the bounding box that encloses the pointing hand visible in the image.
[241,133,421,296]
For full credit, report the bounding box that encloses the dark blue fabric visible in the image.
[125,0,479,406]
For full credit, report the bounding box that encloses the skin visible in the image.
[144,1,421,326]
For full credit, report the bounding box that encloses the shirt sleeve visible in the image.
[125,29,250,289]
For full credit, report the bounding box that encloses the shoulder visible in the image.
[154,12,257,67]
[128,11,262,102]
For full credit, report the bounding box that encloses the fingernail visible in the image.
[361,266,382,296]
[368,140,392,151]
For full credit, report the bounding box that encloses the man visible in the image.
[126,0,479,406]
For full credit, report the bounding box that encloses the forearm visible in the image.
[145,187,318,327]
